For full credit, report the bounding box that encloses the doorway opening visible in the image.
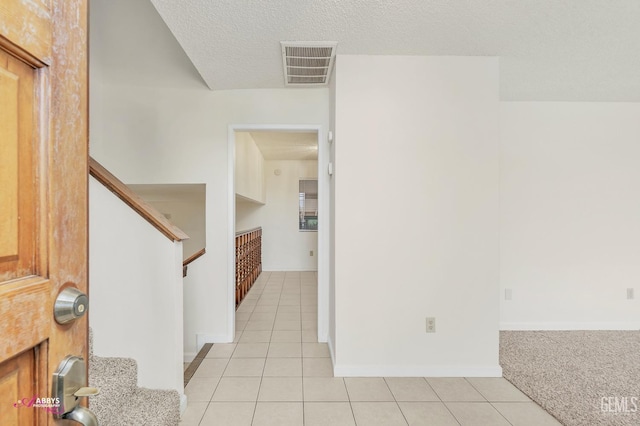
[228,125,329,343]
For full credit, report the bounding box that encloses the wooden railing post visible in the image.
[235,227,263,308]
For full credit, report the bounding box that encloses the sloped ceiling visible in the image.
[147,0,640,101]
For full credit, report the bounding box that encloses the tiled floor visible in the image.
[180,271,562,426]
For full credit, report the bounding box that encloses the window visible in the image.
[299,179,318,231]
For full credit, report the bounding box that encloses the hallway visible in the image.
[179,271,560,426]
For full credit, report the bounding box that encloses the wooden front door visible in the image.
[0,0,88,424]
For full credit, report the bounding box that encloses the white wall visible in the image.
[262,160,318,271]
[90,86,330,359]
[235,160,319,271]
[235,132,265,203]
[333,55,501,376]
[89,178,184,394]
[236,197,262,231]
[130,185,206,260]
[500,102,640,330]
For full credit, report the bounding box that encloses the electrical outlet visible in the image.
[504,288,512,301]
[309,250,314,256]
[426,317,436,333]
[627,288,635,300]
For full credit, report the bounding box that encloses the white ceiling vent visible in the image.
[281,41,337,86]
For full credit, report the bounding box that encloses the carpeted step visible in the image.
[88,327,181,425]
[89,356,138,422]
[116,388,180,426]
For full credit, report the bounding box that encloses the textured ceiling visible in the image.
[249,132,318,161]
[148,0,640,101]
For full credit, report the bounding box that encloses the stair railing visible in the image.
[183,248,206,277]
[89,158,189,242]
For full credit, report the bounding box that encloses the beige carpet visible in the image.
[500,331,640,426]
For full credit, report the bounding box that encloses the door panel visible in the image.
[0,48,37,280]
[0,349,38,425]
[0,0,88,423]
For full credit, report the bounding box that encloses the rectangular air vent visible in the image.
[281,41,337,86]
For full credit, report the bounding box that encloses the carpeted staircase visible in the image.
[88,332,180,425]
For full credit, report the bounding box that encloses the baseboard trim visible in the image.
[179,394,188,417]
[196,333,232,351]
[332,364,502,377]
[500,322,640,331]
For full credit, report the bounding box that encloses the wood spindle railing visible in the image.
[235,227,262,308]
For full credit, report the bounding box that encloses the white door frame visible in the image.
[228,124,329,343]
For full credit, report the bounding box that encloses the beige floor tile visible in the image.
[465,377,530,402]
[304,402,356,426]
[234,331,242,343]
[300,305,317,313]
[258,377,303,401]
[184,377,220,402]
[236,304,254,314]
[302,343,330,357]
[446,402,511,426]
[239,330,272,343]
[253,305,279,313]
[212,377,261,401]
[206,343,236,359]
[235,320,247,331]
[251,312,277,322]
[351,402,408,426]
[398,402,460,426]
[236,312,252,321]
[277,305,301,313]
[268,342,302,358]
[271,330,302,343]
[192,358,228,378]
[280,294,301,302]
[492,402,563,426]
[253,402,304,426]
[244,320,274,331]
[232,342,269,358]
[345,378,395,401]
[385,378,439,402]
[276,312,301,322]
[301,312,317,321]
[264,358,303,377]
[274,320,302,331]
[178,401,208,425]
[303,358,334,377]
[302,330,319,342]
[303,378,349,402]
[279,299,302,307]
[199,402,255,426]
[302,320,318,330]
[239,303,257,312]
[426,378,485,402]
[223,358,265,377]
[256,300,280,307]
